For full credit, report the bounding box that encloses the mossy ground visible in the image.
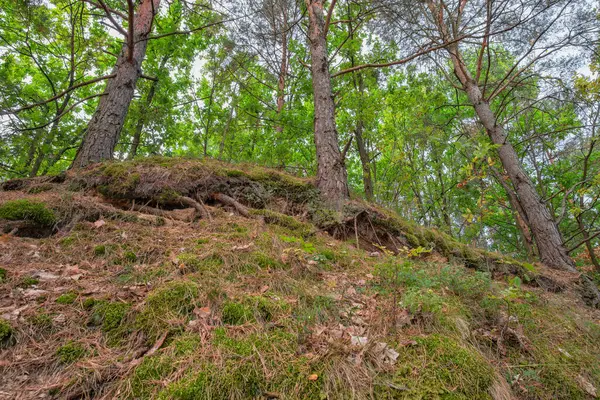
[0,159,598,399]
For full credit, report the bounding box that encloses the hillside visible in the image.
[0,158,599,399]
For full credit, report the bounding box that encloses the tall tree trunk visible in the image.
[275,9,288,134]
[355,119,374,201]
[305,0,349,206]
[128,78,157,159]
[128,55,168,159]
[72,0,160,168]
[448,45,574,272]
[219,100,236,160]
[490,167,536,258]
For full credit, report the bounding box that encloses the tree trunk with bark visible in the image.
[72,0,160,168]
[275,9,288,134]
[355,119,373,201]
[128,55,169,159]
[490,167,536,258]
[447,45,574,271]
[305,0,349,207]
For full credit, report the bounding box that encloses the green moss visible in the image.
[250,209,313,237]
[59,235,76,247]
[130,355,176,399]
[177,253,223,273]
[155,189,181,205]
[244,295,288,322]
[94,245,106,256]
[56,292,77,305]
[390,335,493,399]
[248,251,284,270]
[0,318,14,347]
[294,294,337,326]
[173,333,202,356]
[19,276,39,288]
[29,311,53,332]
[82,298,96,310]
[159,329,317,399]
[0,268,6,283]
[124,250,137,263]
[136,281,199,339]
[0,199,56,226]
[89,301,131,338]
[221,302,254,325]
[310,207,341,229]
[56,341,86,364]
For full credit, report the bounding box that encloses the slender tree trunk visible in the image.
[128,55,168,159]
[72,0,160,168]
[305,0,349,206]
[447,45,574,272]
[355,119,374,201]
[436,161,452,235]
[219,101,236,160]
[275,10,288,134]
[129,78,157,159]
[576,216,600,270]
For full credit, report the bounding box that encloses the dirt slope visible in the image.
[0,158,599,399]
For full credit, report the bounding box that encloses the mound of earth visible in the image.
[0,157,599,399]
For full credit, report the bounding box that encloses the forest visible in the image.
[1,0,599,271]
[1,0,600,398]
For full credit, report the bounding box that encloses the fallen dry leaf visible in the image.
[308,374,319,381]
[93,219,105,228]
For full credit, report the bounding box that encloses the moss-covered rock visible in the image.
[0,199,56,226]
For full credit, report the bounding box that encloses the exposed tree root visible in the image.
[129,201,189,221]
[178,196,211,221]
[211,192,251,218]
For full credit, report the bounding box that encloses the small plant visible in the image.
[19,276,39,288]
[56,341,86,364]
[29,312,53,332]
[56,292,78,305]
[0,268,6,283]
[0,318,14,347]
[124,250,137,263]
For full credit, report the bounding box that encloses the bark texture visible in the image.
[448,45,574,272]
[72,0,160,168]
[305,0,349,206]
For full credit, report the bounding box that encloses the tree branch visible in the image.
[127,0,135,62]
[324,0,337,36]
[1,74,116,115]
[568,231,600,253]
